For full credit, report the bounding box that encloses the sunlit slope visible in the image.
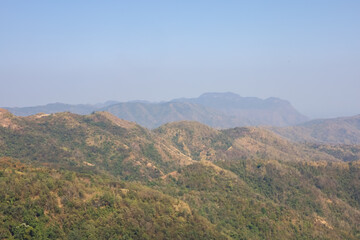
[1,109,360,239]
[0,157,224,240]
[0,109,191,181]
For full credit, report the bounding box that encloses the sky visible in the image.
[1,0,359,119]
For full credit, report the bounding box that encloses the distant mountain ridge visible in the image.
[172,92,290,110]
[271,114,360,144]
[169,92,308,128]
[6,101,118,116]
[4,92,308,128]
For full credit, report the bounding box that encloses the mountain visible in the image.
[5,92,308,128]
[101,102,228,129]
[172,92,308,127]
[271,114,360,144]
[102,92,308,128]
[1,109,360,239]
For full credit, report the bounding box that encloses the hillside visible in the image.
[1,109,360,239]
[0,157,223,240]
[5,92,308,128]
[271,114,360,144]
[0,109,195,181]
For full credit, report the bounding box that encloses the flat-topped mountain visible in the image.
[4,92,308,128]
[170,92,308,127]
[173,92,293,110]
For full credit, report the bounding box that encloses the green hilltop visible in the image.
[1,109,360,239]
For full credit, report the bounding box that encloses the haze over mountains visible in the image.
[5,92,308,129]
[272,114,360,144]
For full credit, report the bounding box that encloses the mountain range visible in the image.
[1,108,360,239]
[5,92,308,129]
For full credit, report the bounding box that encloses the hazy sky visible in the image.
[1,1,359,118]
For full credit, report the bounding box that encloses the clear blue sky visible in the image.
[1,0,359,118]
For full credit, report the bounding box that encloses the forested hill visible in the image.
[1,109,360,239]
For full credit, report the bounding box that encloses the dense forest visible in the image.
[1,109,360,239]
